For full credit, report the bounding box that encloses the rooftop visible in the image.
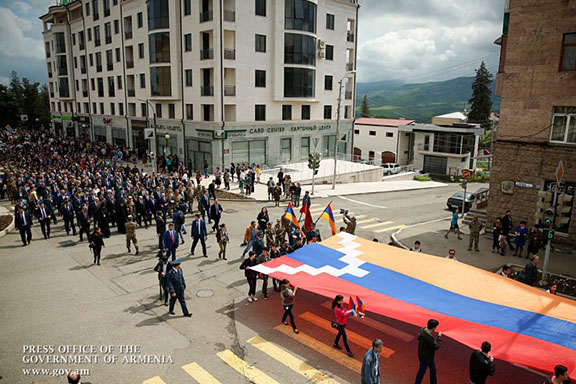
[399,123,484,135]
[434,112,467,120]
[354,118,415,127]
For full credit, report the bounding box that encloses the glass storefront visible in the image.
[187,139,212,172]
[112,128,126,147]
[131,120,148,158]
[94,126,107,142]
[281,138,292,162]
[300,137,310,160]
[158,136,177,156]
[232,140,266,166]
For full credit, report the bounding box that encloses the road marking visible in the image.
[374,224,407,233]
[320,303,415,342]
[182,362,221,383]
[338,196,387,209]
[336,215,366,223]
[360,221,393,229]
[310,207,328,214]
[247,336,340,383]
[216,349,280,384]
[274,325,362,373]
[355,218,378,224]
[143,377,166,384]
[298,312,395,358]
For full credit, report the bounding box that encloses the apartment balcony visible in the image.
[345,91,352,99]
[126,60,134,69]
[125,31,133,39]
[347,32,354,42]
[200,48,214,60]
[200,11,213,22]
[224,49,235,60]
[346,62,354,71]
[127,89,135,97]
[223,10,235,22]
[224,85,236,96]
[201,86,214,96]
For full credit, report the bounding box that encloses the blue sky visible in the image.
[0,0,504,85]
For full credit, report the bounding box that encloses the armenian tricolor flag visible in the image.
[319,203,337,235]
[284,203,300,228]
[357,296,365,318]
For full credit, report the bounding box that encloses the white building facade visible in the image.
[352,118,415,165]
[41,0,359,170]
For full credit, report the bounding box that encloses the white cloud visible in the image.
[0,7,44,61]
[13,1,33,14]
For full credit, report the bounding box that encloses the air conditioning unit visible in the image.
[318,39,326,48]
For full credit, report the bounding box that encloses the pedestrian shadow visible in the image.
[69,264,93,271]
[197,258,220,267]
[227,279,247,289]
[135,313,169,328]
[0,243,25,250]
[227,258,242,265]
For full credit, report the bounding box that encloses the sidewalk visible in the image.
[393,218,576,278]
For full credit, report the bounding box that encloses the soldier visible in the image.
[274,219,285,245]
[265,222,275,248]
[343,213,357,235]
[125,215,139,254]
[167,259,192,317]
[282,212,292,235]
[468,216,484,252]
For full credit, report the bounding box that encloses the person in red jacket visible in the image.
[332,294,355,357]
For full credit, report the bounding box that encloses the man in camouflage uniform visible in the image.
[468,216,484,252]
[274,219,285,245]
[265,222,275,248]
[343,213,356,235]
[125,215,139,254]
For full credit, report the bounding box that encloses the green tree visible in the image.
[361,95,371,117]
[0,71,50,129]
[467,62,493,125]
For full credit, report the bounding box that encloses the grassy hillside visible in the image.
[355,77,501,123]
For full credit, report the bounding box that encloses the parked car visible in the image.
[382,163,402,176]
[446,192,474,212]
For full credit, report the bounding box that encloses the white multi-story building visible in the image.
[40,0,359,170]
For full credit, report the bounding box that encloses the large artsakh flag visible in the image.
[251,233,576,376]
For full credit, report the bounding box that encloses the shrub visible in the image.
[414,175,432,181]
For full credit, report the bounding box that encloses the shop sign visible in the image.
[157,124,182,132]
[248,124,333,135]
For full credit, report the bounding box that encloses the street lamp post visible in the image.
[332,70,356,190]
[138,98,158,174]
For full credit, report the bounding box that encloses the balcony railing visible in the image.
[127,89,135,97]
[347,32,354,42]
[125,31,133,39]
[346,62,354,71]
[224,85,236,96]
[126,60,134,69]
[223,9,235,22]
[200,48,213,60]
[224,49,235,60]
[200,10,213,22]
[201,86,214,96]
[345,91,352,99]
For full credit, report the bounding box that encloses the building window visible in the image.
[255,70,266,87]
[285,0,317,33]
[104,22,112,44]
[354,129,359,134]
[90,78,95,90]
[424,135,430,150]
[108,76,115,97]
[322,135,335,157]
[95,52,102,72]
[110,103,115,115]
[56,56,68,76]
[550,106,576,143]
[87,28,92,42]
[326,13,334,30]
[325,44,334,60]
[184,34,192,51]
[119,102,124,115]
[281,138,292,162]
[54,32,66,53]
[58,78,70,98]
[100,102,105,114]
[282,105,292,120]
[117,75,122,89]
[369,151,375,160]
[301,105,310,120]
[149,32,170,63]
[106,49,113,70]
[284,33,316,65]
[183,0,191,16]
[324,75,333,90]
[92,0,99,20]
[147,0,169,30]
[284,68,315,98]
[103,0,110,16]
[560,33,576,71]
[138,43,144,59]
[386,132,394,138]
[255,0,266,16]
[255,104,266,121]
[156,103,162,118]
[114,19,119,34]
[141,103,147,117]
[140,73,146,88]
[137,12,143,28]
[115,47,121,62]
[324,105,332,119]
[300,137,310,159]
[169,103,175,119]
[97,77,104,96]
[185,69,193,86]
[232,140,266,165]
[255,34,266,52]
[85,2,90,16]
[369,131,376,136]
[186,104,193,120]
[72,33,76,46]
[94,26,101,46]
[151,66,172,96]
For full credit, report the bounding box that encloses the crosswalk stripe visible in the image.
[310,208,327,214]
[299,312,395,358]
[355,218,377,224]
[320,302,415,342]
[142,377,166,384]
[274,325,362,373]
[247,336,340,383]
[360,221,393,229]
[374,224,407,233]
[182,362,221,383]
[216,349,280,384]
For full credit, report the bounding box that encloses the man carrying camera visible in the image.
[342,210,356,235]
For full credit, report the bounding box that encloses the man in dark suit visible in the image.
[15,205,32,246]
[35,201,53,239]
[163,223,179,261]
[62,197,77,236]
[209,199,223,231]
[154,254,173,305]
[199,191,211,223]
[76,205,91,242]
[167,258,192,317]
[156,212,166,250]
[190,213,208,257]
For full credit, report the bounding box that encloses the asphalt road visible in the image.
[0,184,546,383]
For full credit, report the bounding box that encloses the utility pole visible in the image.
[332,70,356,190]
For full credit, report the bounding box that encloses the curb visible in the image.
[390,216,451,249]
[0,213,14,238]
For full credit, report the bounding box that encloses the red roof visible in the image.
[354,118,415,127]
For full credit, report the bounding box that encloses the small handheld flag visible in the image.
[284,203,300,228]
[356,296,365,318]
[347,296,357,317]
[319,203,337,235]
